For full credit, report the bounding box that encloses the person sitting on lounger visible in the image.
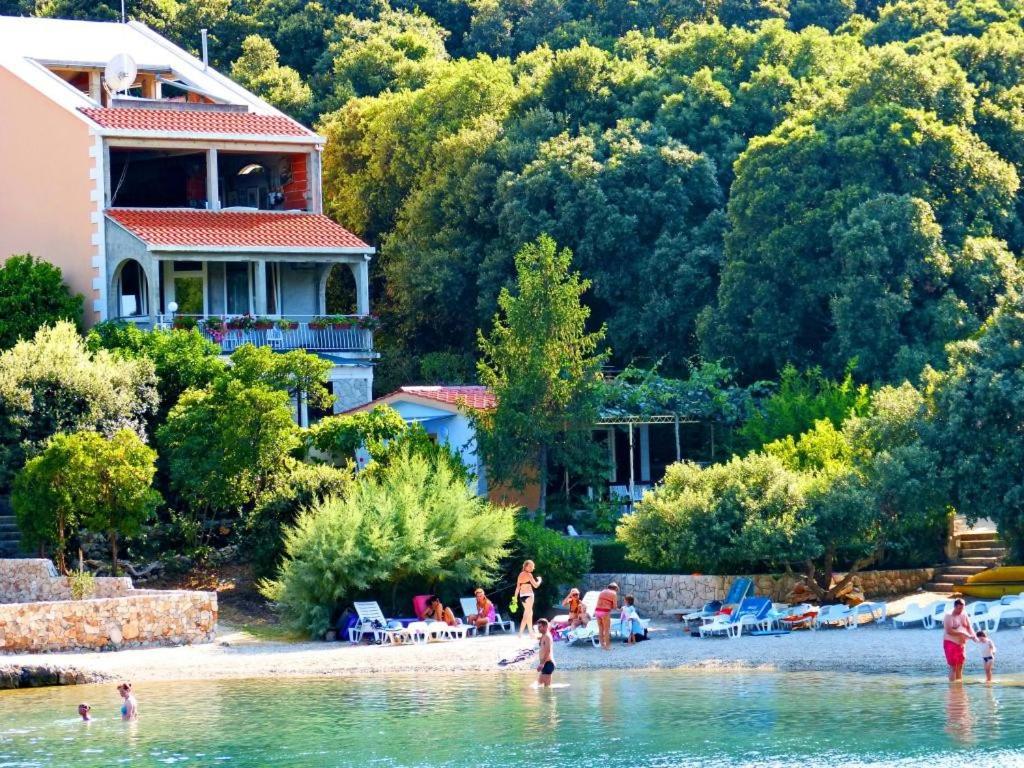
[425,595,458,626]
[561,588,589,628]
[467,588,494,631]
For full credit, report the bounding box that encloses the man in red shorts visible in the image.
[942,598,976,682]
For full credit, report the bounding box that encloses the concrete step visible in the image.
[945,564,992,576]
[958,547,1007,559]
[923,582,957,593]
[958,555,1005,565]
[959,531,1001,543]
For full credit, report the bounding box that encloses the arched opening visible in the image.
[116,259,149,318]
[325,263,357,314]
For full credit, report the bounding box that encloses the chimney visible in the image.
[201,29,209,70]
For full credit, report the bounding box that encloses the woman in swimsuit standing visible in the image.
[516,560,543,636]
[594,582,619,650]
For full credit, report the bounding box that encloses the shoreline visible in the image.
[4,616,1020,687]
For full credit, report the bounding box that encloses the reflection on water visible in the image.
[2,671,1024,767]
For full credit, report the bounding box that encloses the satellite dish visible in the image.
[104,53,138,93]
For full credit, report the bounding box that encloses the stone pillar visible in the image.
[206,149,219,210]
[354,260,370,315]
[253,261,267,315]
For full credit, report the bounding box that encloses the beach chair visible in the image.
[682,577,753,623]
[892,601,934,628]
[778,604,818,630]
[699,597,771,639]
[812,604,855,630]
[350,601,404,644]
[850,601,887,627]
[974,599,1024,632]
[565,620,600,646]
[922,600,955,629]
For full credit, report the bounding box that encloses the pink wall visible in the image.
[0,67,100,324]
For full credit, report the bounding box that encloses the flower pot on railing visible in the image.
[309,319,329,331]
[253,320,274,331]
[277,319,299,330]
[203,316,226,333]
[227,314,256,331]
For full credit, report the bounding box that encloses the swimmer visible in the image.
[78,703,91,721]
[117,682,138,721]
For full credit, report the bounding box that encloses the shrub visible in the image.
[503,518,592,612]
[0,254,83,350]
[261,450,515,637]
[13,430,161,572]
[241,463,355,579]
[0,322,157,492]
[68,570,96,600]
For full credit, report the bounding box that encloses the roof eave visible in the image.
[146,244,374,255]
[92,127,324,144]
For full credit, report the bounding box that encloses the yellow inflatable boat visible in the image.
[960,566,1024,599]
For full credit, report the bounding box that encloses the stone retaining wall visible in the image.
[582,568,935,616]
[0,559,217,653]
[1,559,133,603]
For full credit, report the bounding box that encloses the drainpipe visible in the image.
[201,29,209,70]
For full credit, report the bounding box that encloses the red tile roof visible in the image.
[106,209,370,250]
[80,107,314,137]
[399,386,496,410]
[350,386,496,414]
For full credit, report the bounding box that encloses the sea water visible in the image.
[2,670,1024,766]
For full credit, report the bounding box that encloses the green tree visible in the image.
[13,430,160,573]
[474,235,608,510]
[0,322,157,492]
[261,450,515,637]
[230,35,313,119]
[924,296,1024,559]
[0,254,83,350]
[228,344,333,419]
[157,378,301,522]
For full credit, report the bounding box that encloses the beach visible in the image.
[4,593,1019,684]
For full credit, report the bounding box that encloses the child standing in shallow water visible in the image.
[977,630,996,683]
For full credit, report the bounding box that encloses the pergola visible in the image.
[594,413,710,503]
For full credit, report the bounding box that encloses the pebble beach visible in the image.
[5,593,1022,685]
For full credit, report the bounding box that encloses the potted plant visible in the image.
[254,317,275,330]
[203,316,225,333]
[357,315,380,331]
[309,316,329,330]
[329,315,352,330]
[172,316,198,330]
[227,314,256,331]
[277,318,299,330]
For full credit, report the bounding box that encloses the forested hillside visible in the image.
[10,0,1024,387]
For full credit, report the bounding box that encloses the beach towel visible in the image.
[497,648,537,667]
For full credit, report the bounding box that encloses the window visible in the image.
[225,263,250,315]
[117,260,147,317]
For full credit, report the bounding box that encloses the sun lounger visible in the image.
[922,600,955,629]
[850,601,887,627]
[553,590,601,625]
[699,597,772,639]
[459,597,514,635]
[812,603,855,630]
[974,599,1024,632]
[565,620,600,646]
[350,601,404,644]
[779,605,819,630]
[892,601,934,628]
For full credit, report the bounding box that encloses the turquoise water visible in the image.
[2,671,1024,766]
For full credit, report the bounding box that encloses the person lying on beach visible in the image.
[536,618,555,687]
[467,588,493,631]
[78,704,91,722]
[561,588,589,628]
[117,682,138,721]
[424,595,458,626]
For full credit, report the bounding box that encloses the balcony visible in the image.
[158,314,376,354]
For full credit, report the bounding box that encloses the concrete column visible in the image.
[640,424,651,482]
[206,149,219,210]
[355,259,370,315]
[310,149,323,214]
[146,261,160,326]
[253,261,267,314]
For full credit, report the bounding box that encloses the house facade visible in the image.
[0,16,375,413]
[348,386,542,509]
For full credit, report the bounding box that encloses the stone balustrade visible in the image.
[582,568,935,617]
[0,559,216,653]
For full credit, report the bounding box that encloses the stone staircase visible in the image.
[0,496,23,558]
[923,531,1008,593]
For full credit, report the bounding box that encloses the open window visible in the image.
[116,259,148,318]
[219,151,308,211]
[109,147,207,208]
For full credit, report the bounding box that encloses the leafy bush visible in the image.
[261,450,514,637]
[241,462,355,579]
[503,518,592,612]
[68,570,96,600]
[419,351,475,384]
[0,254,83,350]
[735,364,869,453]
[13,430,160,572]
[590,540,679,574]
[0,322,157,492]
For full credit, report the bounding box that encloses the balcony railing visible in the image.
[154,314,375,353]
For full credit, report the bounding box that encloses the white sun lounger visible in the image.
[812,604,855,630]
[923,600,955,629]
[350,601,404,644]
[892,601,934,628]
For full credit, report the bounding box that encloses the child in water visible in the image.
[976,630,996,683]
[536,618,555,688]
[78,704,91,722]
